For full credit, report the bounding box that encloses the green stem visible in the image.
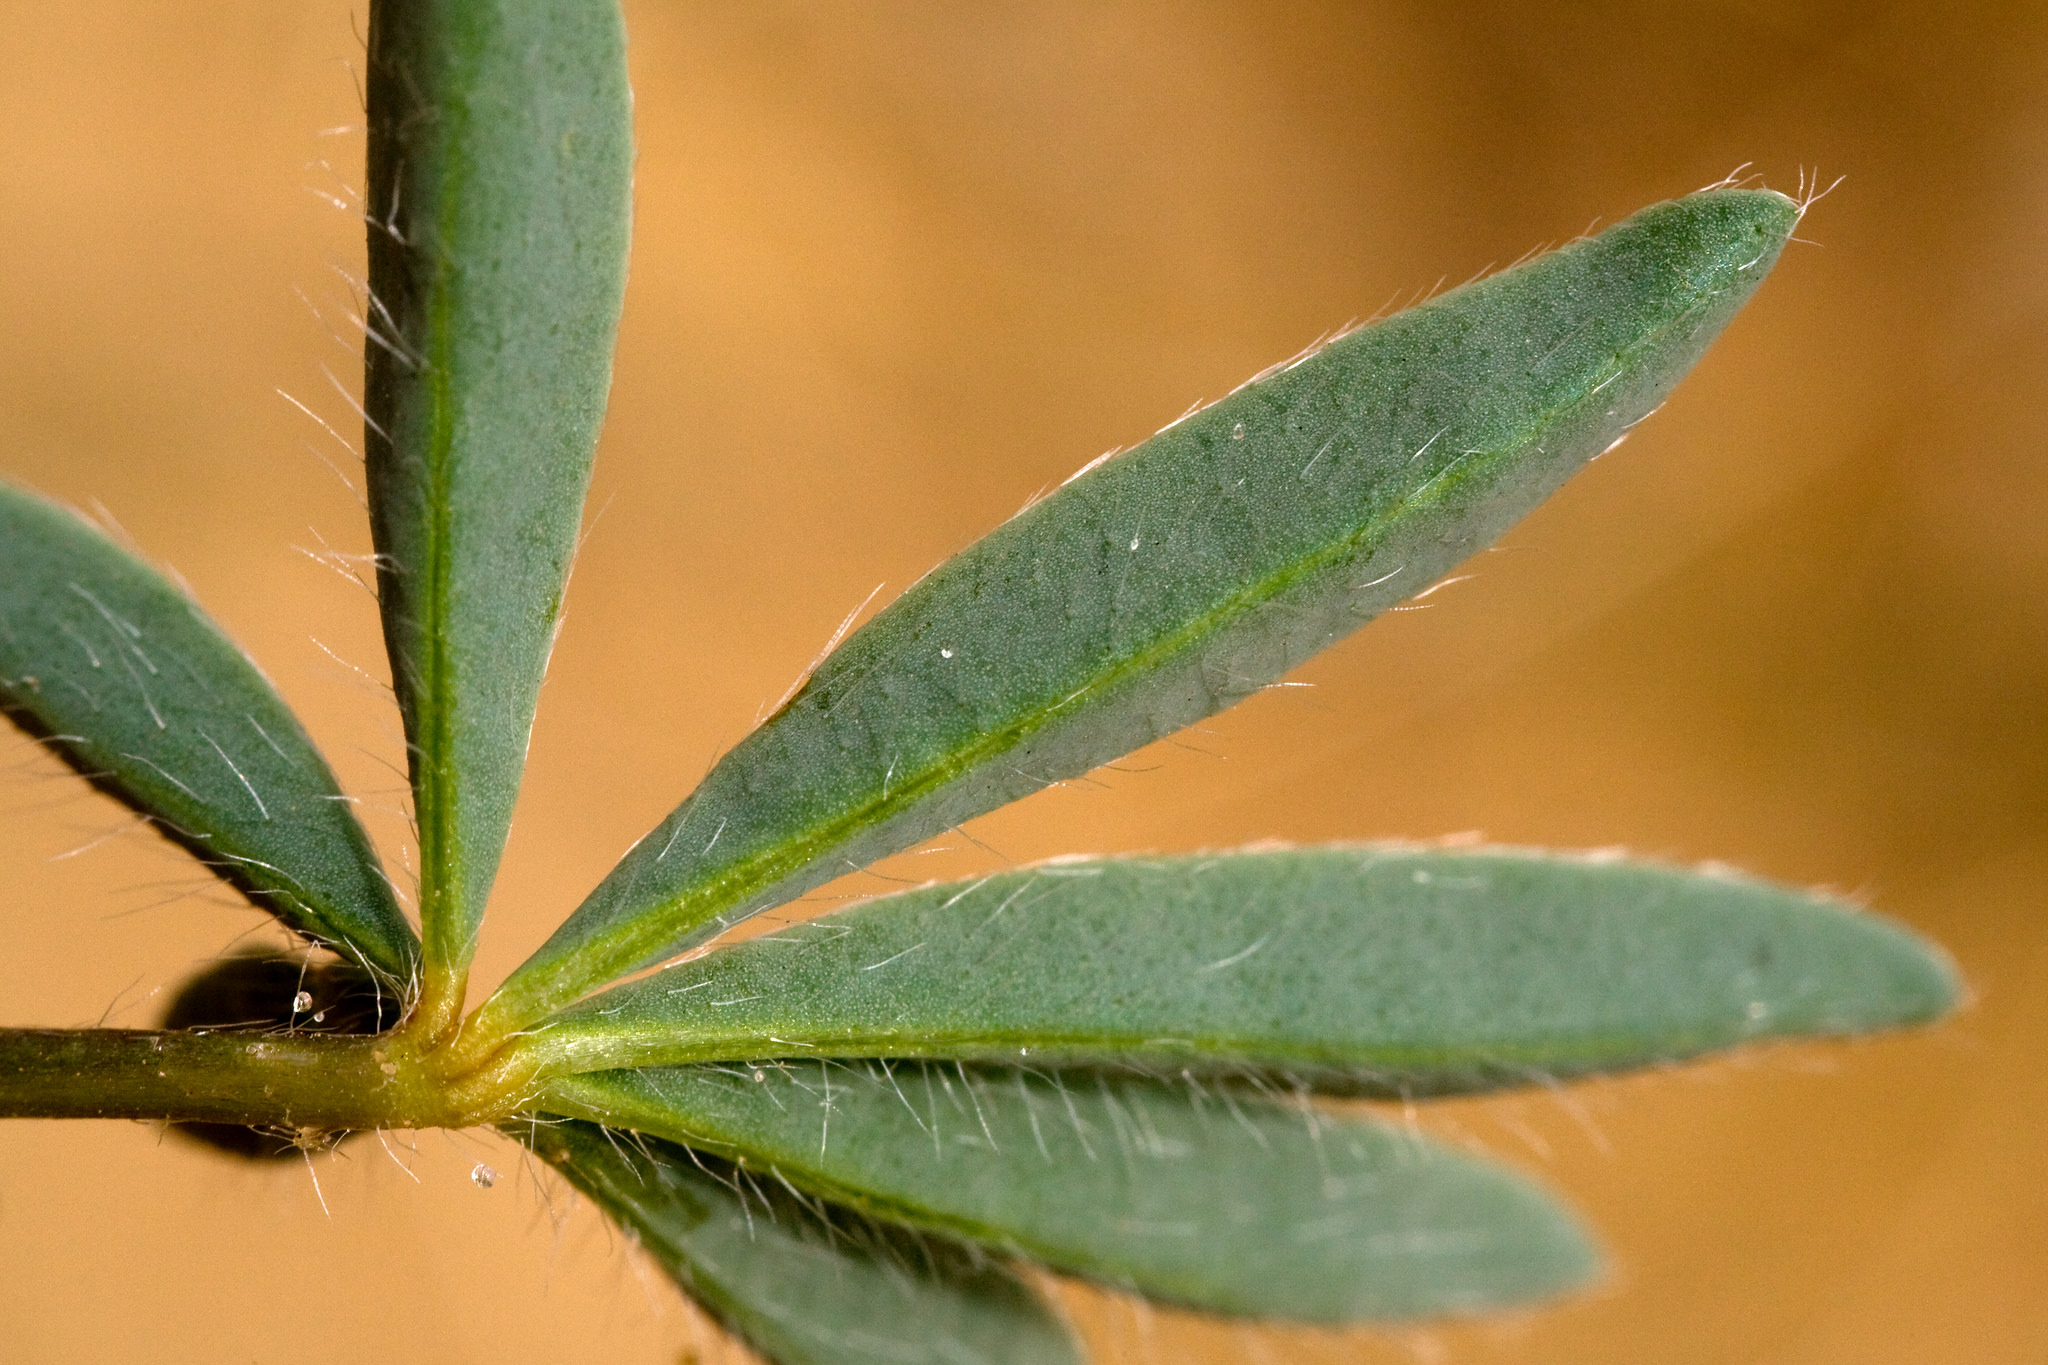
[0,1028,507,1131]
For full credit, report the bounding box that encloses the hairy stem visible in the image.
[0,1028,517,1131]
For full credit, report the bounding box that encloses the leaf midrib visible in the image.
[414,65,468,975]
[533,1016,1774,1080]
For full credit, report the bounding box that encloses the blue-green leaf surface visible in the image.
[365,0,632,975]
[526,848,1957,1090]
[0,485,417,980]
[493,188,1801,1029]
[542,1062,1599,1322]
[519,1118,1083,1365]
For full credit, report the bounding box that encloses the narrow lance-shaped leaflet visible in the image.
[540,1061,1599,1323]
[364,0,632,993]
[517,1118,1084,1365]
[487,188,1800,1035]
[517,847,1959,1088]
[0,485,417,983]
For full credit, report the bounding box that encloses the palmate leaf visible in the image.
[364,0,632,977]
[522,848,1958,1090]
[486,188,1802,1032]
[540,1062,1598,1323]
[0,485,417,981]
[520,1118,1083,1365]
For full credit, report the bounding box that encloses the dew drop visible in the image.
[940,648,953,659]
[471,1163,498,1189]
[752,1069,767,1083]
[311,1010,326,1024]
[291,990,313,1014]
[1745,1001,1768,1021]
[1230,422,1246,440]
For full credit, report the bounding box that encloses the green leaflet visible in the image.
[490,188,1801,1030]
[541,1062,1599,1323]
[526,848,1959,1091]
[519,1119,1083,1365]
[0,485,417,981]
[364,0,632,975]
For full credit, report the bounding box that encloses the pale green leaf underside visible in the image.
[532,847,1958,1090]
[365,0,632,972]
[498,188,1801,1028]
[0,485,417,980]
[520,1118,1082,1365]
[541,1062,1598,1322]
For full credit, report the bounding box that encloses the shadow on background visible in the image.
[0,3,2039,1362]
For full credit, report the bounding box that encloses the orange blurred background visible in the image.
[0,3,2041,1361]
